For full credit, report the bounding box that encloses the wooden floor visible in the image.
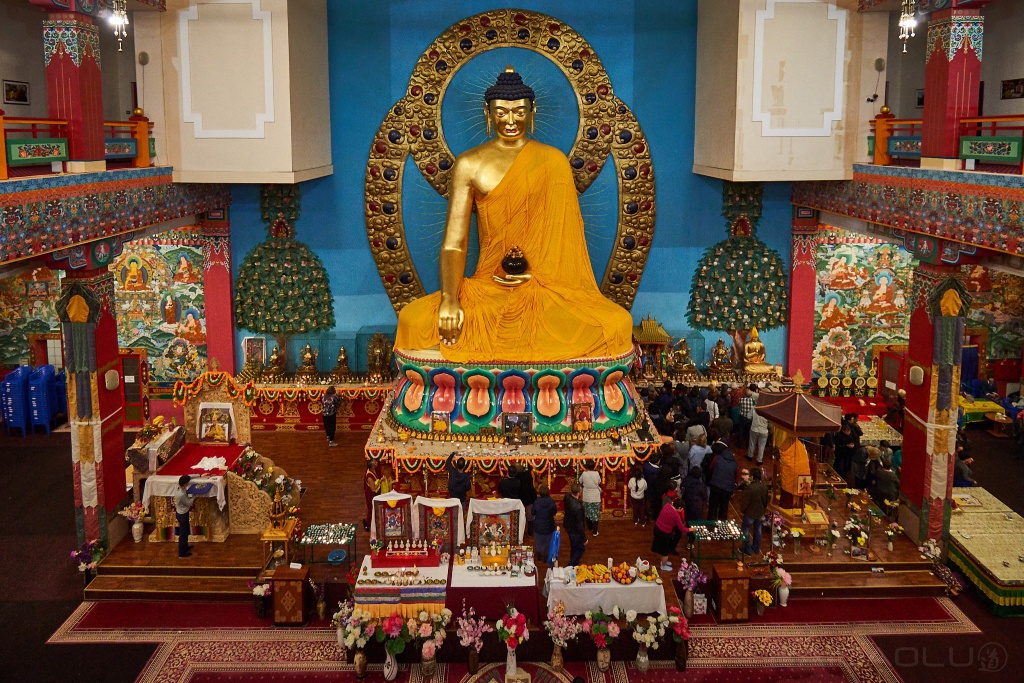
[93,429,944,602]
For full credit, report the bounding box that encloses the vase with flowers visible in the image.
[667,606,691,671]
[844,515,868,560]
[752,589,772,615]
[308,578,326,620]
[582,606,620,672]
[119,502,146,542]
[496,607,529,678]
[885,522,903,552]
[544,601,581,672]
[375,612,414,681]
[826,522,840,557]
[790,528,805,554]
[250,581,272,618]
[71,540,104,585]
[676,559,707,618]
[456,602,493,675]
[628,610,668,673]
[771,568,793,606]
[336,603,376,678]
[413,609,451,682]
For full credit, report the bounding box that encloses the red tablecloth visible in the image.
[820,396,887,418]
[156,443,245,476]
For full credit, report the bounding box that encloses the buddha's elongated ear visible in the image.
[485,106,492,137]
[530,106,536,136]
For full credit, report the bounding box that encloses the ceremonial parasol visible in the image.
[754,391,842,435]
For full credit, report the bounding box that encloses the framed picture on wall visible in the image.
[1002,78,1024,100]
[242,336,266,366]
[915,89,925,108]
[3,80,30,105]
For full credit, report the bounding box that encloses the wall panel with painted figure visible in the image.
[963,265,1024,359]
[812,227,916,375]
[0,267,62,366]
[112,228,207,390]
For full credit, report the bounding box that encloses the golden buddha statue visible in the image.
[709,338,732,373]
[295,343,319,380]
[394,67,633,362]
[743,327,775,375]
[671,338,696,373]
[265,346,285,379]
[330,345,351,381]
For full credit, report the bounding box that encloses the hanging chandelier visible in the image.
[109,0,130,52]
[898,0,917,53]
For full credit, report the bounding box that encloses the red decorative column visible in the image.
[787,208,819,384]
[32,1,106,170]
[921,5,985,162]
[899,263,969,546]
[201,210,236,375]
[56,268,125,546]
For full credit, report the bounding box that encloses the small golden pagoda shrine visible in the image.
[632,315,673,380]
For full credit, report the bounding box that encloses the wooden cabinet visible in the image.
[272,566,309,626]
[712,562,749,623]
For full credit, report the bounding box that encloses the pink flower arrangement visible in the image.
[456,602,494,653]
[496,607,529,650]
[772,568,792,588]
[675,559,707,592]
[666,606,691,643]
[422,640,437,660]
[543,601,582,648]
[581,607,620,649]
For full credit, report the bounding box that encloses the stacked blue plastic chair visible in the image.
[2,366,31,437]
[55,370,68,418]
[29,365,58,435]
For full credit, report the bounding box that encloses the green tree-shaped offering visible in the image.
[687,181,788,366]
[234,184,335,367]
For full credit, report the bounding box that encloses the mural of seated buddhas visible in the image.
[113,229,208,387]
[812,230,915,374]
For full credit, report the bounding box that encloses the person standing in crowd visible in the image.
[738,385,757,448]
[320,386,341,447]
[498,465,521,499]
[378,465,394,494]
[707,441,738,520]
[711,406,734,448]
[748,402,769,464]
[833,422,856,481]
[532,484,558,563]
[517,464,537,536]
[739,468,769,556]
[688,432,712,473]
[579,460,603,536]
[563,483,587,566]
[870,459,900,507]
[643,453,662,519]
[628,464,649,526]
[954,452,977,487]
[652,497,690,572]
[363,462,380,531]
[175,475,195,558]
[446,453,471,509]
[704,388,720,422]
[682,466,705,546]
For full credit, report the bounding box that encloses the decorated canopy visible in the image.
[755,391,842,436]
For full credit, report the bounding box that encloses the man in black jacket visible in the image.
[563,483,587,566]
[498,466,521,499]
[446,453,471,508]
[740,469,770,556]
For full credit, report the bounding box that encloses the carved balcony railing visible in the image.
[958,116,1024,175]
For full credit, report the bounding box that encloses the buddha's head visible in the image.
[750,327,760,342]
[484,66,535,141]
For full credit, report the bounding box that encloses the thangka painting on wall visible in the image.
[962,265,1024,358]
[113,228,207,390]
[0,267,61,365]
[420,505,456,555]
[812,228,915,375]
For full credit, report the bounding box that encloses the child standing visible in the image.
[627,464,649,526]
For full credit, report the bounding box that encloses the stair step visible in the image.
[96,562,262,578]
[779,560,934,573]
[790,570,947,598]
[84,574,255,602]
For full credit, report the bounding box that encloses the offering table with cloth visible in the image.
[352,555,449,618]
[141,443,245,542]
[446,560,540,623]
[959,397,1005,424]
[543,568,667,616]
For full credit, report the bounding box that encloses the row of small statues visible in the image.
[238,333,396,385]
[666,328,774,376]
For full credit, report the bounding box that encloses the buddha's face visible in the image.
[486,98,533,141]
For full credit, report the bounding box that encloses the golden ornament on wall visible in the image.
[365,9,656,311]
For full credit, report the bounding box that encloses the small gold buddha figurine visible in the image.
[295,343,319,381]
[743,328,775,375]
[709,338,732,373]
[671,338,696,373]
[330,345,351,382]
[265,346,285,380]
[269,488,287,529]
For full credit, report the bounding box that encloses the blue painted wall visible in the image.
[231,0,791,371]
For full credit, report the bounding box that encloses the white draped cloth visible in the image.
[543,569,668,615]
[369,491,413,541]
[413,496,466,545]
[142,475,227,510]
[466,498,526,544]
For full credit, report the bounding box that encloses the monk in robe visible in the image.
[395,67,633,363]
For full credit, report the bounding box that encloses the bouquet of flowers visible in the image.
[496,607,530,650]
[581,607,620,649]
[790,528,805,540]
[763,549,784,571]
[457,602,494,653]
[369,538,384,553]
[919,538,942,561]
[376,612,415,656]
[826,522,840,551]
[71,540,104,572]
[885,522,903,541]
[824,484,838,505]
[666,606,691,643]
[844,516,868,548]
[752,589,773,607]
[676,558,707,592]
[628,612,668,650]
[338,606,377,650]
[771,568,792,589]
[331,599,353,628]
[414,609,451,660]
[250,582,272,597]
[118,501,145,524]
[544,601,581,648]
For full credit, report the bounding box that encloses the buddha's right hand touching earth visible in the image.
[438,296,464,346]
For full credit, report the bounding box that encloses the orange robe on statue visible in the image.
[395,141,634,363]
